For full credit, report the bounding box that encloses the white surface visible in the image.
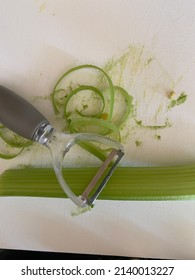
[0,0,195,259]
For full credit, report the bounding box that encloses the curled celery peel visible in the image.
[0,150,23,160]
[0,64,132,160]
[0,126,30,159]
[51,64,115,120]
[51,64,132,160]
[0,127,32,148]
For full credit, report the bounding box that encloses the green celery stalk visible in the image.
[1,166,195,201]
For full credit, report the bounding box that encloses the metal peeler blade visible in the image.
[80,148,124,206]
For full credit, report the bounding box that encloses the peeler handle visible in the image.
[0,85,49,141]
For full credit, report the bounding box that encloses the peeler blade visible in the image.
[80,148,124,206]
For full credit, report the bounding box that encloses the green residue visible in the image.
[143,123,171,130]
[32,95,51,102]
[144,57,154,66]
[103,45,188,148]
[104,45,144,87]
[177,92,187,105]
[154,134,161,141]
[71,205,94,216]
[135,119,142,126]
[82,104,88,110]
[135,140,143,147]
[135,119,171,130]
[168,92,187,109]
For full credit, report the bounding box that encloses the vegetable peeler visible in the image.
[0,85,124,207]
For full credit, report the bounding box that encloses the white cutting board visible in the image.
[0,0,195,259]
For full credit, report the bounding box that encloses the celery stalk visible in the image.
[1,166,195,200]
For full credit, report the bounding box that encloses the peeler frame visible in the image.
[40,124,125,208]
[0,85,125,208]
